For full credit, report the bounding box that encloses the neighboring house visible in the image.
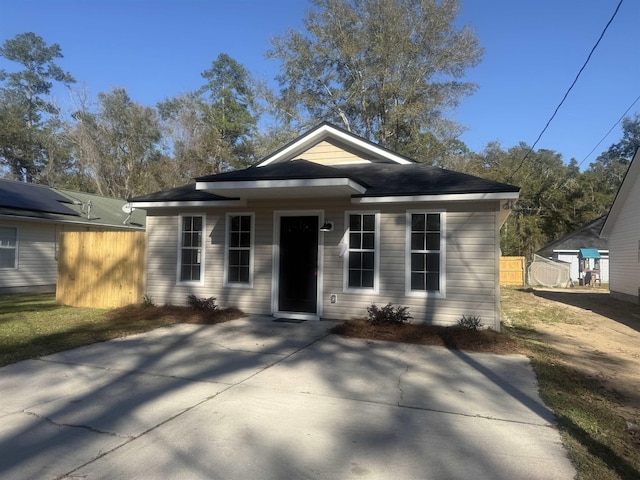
[131,123,520,329]
[600,148,640,303]
[0,180,146,294]
[537,216,609,286]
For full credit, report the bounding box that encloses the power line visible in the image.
[578,94,640,169]
[508,0,625,182]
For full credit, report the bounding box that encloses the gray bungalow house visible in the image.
[0,180,146,294]
[537,216,609,286]
[131,123,519,329]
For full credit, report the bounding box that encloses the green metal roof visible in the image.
[0,180,145,230]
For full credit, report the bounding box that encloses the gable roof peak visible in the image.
[257,122,415,167]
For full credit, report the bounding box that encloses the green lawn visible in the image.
[0,293,178,367]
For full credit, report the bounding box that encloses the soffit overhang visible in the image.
[195,178,368,199]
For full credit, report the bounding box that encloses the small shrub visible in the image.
[187,294,217,311]
[141,294,155,308]
[367,302,411,326]
[458,315,483,331]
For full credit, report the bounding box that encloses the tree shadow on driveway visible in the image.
[0,318,575,480]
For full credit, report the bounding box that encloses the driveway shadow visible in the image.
[533,290,640,333]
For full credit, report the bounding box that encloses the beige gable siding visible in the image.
[608,173,640,301]
[292,139,374,165]
[0,220,57,292]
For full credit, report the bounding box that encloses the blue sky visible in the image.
[1,0,638,166]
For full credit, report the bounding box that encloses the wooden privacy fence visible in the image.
[500,256,526,286]
[57,231,146,308]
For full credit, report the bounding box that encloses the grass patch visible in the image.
[0,293,243,367]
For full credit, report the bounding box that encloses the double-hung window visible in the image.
[406,211,445,297]
[345,212,378,292]
[0,226,17,269]
[225,213,253,286]
[178,215,204,284]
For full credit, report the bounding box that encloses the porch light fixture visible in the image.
[320,221,333,232]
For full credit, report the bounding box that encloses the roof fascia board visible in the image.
[130,200,246,208]
[352,192,519,204]
[196,178,368,194]
[257,124,413,167]
[601,148,640,237]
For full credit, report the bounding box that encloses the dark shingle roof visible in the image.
[333,163,518,197]
[130,160,517,203]
[196,160,370,185]
[197,160,518,196]
[130,183,237,202]
[0,179,78,216]
[537,216,608,255]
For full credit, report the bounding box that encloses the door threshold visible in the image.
[275,312,320,321]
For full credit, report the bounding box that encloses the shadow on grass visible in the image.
[0,304,245,368]
[0,293,59,316]
[558,415,639,480]
[533,290,640,333]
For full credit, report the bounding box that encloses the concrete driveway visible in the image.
[0,318,575,479]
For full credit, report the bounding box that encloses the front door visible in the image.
[278,216,319,314]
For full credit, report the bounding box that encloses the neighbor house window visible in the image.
[345,212,379,292]
[406,211,446,297]
[178,215,204,284]
[225,213,253,286]
[0,226,17,269]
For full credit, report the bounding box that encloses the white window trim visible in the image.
[343,211,380,294]
[0,226,18,270]
[405,210,446,298]
[176,213,206,286]
[224,212,255,288]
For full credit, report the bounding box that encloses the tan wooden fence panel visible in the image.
[500,256,526,286]
[57,231,146,308]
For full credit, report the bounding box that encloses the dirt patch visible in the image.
[506,288,640,419]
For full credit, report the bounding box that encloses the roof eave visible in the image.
[351,191,519,203]
[130,199,247,209]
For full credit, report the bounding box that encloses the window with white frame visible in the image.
[0,226,17,269]
[406,211,445,296]
[345,212,378,291]
[178,215,204,283]
[226,213,253,285]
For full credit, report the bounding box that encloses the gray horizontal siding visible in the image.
[321,203,499,327]
[144,198,501,328]
[0,220,57,291]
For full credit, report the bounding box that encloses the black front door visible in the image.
[278,216,319,314]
